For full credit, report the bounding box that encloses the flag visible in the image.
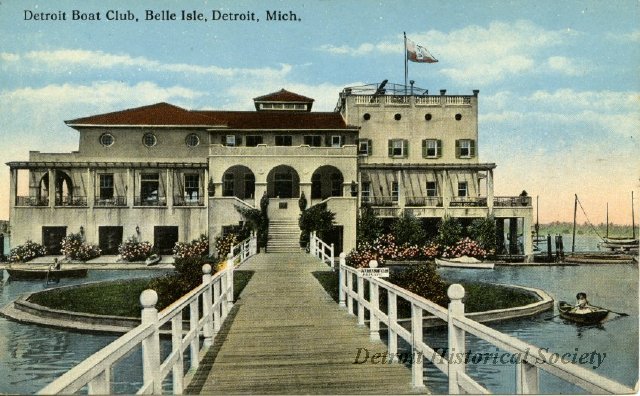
[406,38,438,63]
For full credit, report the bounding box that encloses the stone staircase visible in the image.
[267,219,301,253]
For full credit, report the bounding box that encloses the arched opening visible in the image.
[311,165,344,200]
[39,171,74,205]
[267,165,300,198]
[222,165,256,200]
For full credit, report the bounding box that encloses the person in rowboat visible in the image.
[573,292,596,313]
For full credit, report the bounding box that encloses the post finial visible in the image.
[140,289,158,308]
[202,263,212,274]
[447,284,465,300]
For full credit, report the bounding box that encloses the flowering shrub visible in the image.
[173,234,209,259]
[215,233,237,259]
[8,240,47,262]
[346,243,385,269]
[118,238,154,262]
[441,237,491,259]
[60,233,101,261]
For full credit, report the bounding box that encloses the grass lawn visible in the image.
[312,270,538,314]
[29,270,255,318]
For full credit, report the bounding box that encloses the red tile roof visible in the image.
[253,89,314,103]
[65,102,357,131]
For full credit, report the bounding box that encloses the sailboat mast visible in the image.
[572,194,577,253]
[606,202,609,238]
[633,191,636,239]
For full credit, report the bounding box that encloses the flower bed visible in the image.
[8,240,47,263]
[118,238,154,262]
[60,233,101,261]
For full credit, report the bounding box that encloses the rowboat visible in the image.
[6,267,88,280]
[435,256,495,269]
[558,301,609,325]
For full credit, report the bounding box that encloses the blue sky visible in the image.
[1,0,638,224]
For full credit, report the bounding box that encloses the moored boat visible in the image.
[6,267,88,280]
[435,256,495,269]
[558,301,609,324]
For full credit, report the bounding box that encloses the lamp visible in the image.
[136,225,140,234]
[350,181,358,197]
[79,226,84,235]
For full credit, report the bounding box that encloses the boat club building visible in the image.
[6,82,534,259]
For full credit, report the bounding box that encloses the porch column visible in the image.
[87,168,95,209]
[487,170,494,214]
[204,168,209,206]
[127,169,134,208]
[442,170,451,212]
[254,182,267,208]
[48,168,55,208]
[522,215,534,261]
[166,169,174,208]
[9,167,17,210]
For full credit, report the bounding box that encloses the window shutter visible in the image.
[220,135,225,145]
[455,139,461,158]
[236,135,242,145]
[403,139,409,158]
[437,139,443,158]
[341,135,346,146]
[422,139,427,158]
[388,140,393,157]
[367,139,373,156]
[470,140,476,157]
[325,136,331,147]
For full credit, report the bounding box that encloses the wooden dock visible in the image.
[188,252,420,394]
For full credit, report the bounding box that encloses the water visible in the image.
[415,264,639,394]
[0,269,170,394]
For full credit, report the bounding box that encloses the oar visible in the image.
[545,313,561,321]
[588,305,629,317]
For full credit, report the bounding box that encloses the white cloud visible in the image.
[2,49,293,79]
[607,30,640,42]
[546,56,586,76]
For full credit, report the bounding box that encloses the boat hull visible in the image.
[6,268,88,280]
[558,301,609,324]
[435,258,495,269]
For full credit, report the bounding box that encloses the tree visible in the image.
[468,216,497,254]
[356,204,383,246]
[436,216,463,247]
[236,206,269,251]
[299,203,336,246]
[391,211,427,246]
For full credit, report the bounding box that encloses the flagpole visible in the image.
[404,32,408,95]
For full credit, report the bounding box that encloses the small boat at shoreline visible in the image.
[6,267,88,280]
[558,301,609,324]
[435,256,495,269]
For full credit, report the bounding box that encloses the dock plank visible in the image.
[190,253,423,394]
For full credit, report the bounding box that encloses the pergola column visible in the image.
[87,168,95,209]
[487,169,494,214]
[442,170,451,211]
[396,170,404,208]
[9,167,17,210]
[48,168,55,208]
[126,169,134,208]
[166,169,174,208]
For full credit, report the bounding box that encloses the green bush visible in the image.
[390,262,448,306]
[8,240,47,262]
[173,234,209,259]
[356,204,384,246]
[436,216,463,247]
[236,206,268,251]
[391,211,427,246]
[299,202,336,245]
[468,216,497,254]
[215,233,237,259]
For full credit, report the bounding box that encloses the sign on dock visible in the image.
[358,268,390,278]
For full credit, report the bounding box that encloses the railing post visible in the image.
[189,300,199,371]
[346,270,354,315]
[369,282,380,341]
[447,284,466,395]
[388,291,398,362]
[250,231,257,255]
[516,361,540,394]
[226,260,234,313]
[310,231,316,256]
[411,303,425,389]
[357,272,365,325]
[202,264,214,347]
[140,289,162,394]
[213,274,222,333]
[171,316,184,394]
[338,253,346,307]
[330,243,335,269]
[87,369,111,394]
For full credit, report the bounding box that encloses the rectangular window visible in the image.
[303,135,322,147]
[331,135,342,147]
[99,174,114,200]
[458,182,468,197]
[223,174,234,196]
[275,135,292,146]
[391,181,399,203]
[361,182,371,203]
[357,139,372,156]
[140,173,159,201]
[422,139,442,158]
[225,135,236,147]
[246,135,263,147]
[426,181,437,197]
[184,174,200,201]
[388,139,408,158]
[456,139,476,158]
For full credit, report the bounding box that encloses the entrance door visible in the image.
[99,226,123,255]
[154,226,179,255]
[42,226,66,255]
[274,172,293,198]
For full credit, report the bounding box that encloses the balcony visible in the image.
[364,196,398,207]
[15,196,48,207]
[134,196,167,207]
[55,196,87,207]
[95,196,127,207]
[174,196,205,207]
[449,197,487,207]
[405,196,443,207]
[494,196,532,207]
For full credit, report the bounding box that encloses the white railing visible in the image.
[337,254,635,394]
[309,231,334,269]
[229,232,258,265]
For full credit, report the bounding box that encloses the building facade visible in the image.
[6,83,533,259]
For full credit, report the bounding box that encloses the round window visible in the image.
[394,113,402,121]
[363,113,371,121]
[425,113,432,121]
[99,133,114,147]
[142,133,157,147]
[455,113,462,121]
[185,133,200,147]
